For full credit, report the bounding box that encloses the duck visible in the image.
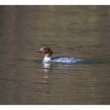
[36,47,84,63]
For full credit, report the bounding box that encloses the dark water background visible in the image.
[0,6,110,104]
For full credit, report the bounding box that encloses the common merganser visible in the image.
[36,47,84,63]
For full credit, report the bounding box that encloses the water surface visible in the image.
[0,6,110,104]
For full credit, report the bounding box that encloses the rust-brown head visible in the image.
[36,47,53,57]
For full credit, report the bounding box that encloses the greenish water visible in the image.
[0,6,110,104]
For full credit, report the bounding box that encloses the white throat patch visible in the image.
[43,56,51,63]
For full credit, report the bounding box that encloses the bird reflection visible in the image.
[43,62,51,84]
[43,62,52,73]
[42,64,50,104]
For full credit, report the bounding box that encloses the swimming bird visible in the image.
[36,47,83,63]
